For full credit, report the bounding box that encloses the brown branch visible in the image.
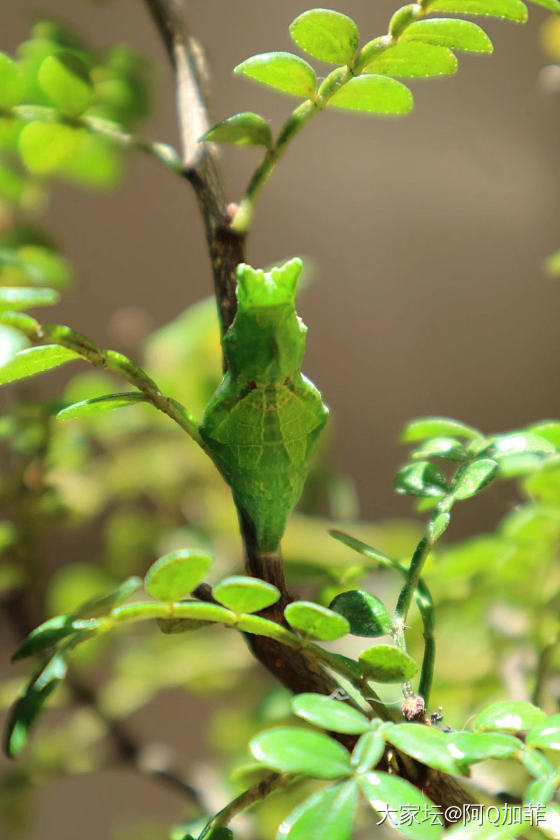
[142,0,245,335]
[143,0,476,816]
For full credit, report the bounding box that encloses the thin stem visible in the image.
[198,773,294,838]
[394,536,431,626]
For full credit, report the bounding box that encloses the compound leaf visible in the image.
[328,74,413,115]
[427,0,528,21]
[234,52,317,99]
[362,40,458,78]
[402,19,493,53]
[289,9,359,65]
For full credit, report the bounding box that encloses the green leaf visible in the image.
[351,731,385,772]
[19,122,81,175]
[385,724,462,775]
[358,645,418,682]
[411,437,468,462]
[328,75,413,116]
[474,701,547,732]
[4,651,68,757]
[401,416,480,442]
[38,53,93,116]
[144,549,213,603]
[250,727,352,779]
[289,9,360,65]
[329,590,393,637]
[0,345,81,385]
[211,576,280,613]
[202,112,272,148]
[284,601,350,640]
[474,432,556,459]
[519,747,555,778]
[524,776,558,806]
[0,53,24,108]
[362,41,458,79]
[527,714,560,750]
[545,249,560,277]
[359,772,443,839]
[446,731,522,764]
[402,19,493,53]
[528,421,560,449]
[278,780,358,840]
[427,0,528,21]
[292,693,371,734]
[0,287,59,312]
[234,52,317,99]
[12,615,76,661]
[451,458,498,499]
[394,461,448,498]
[57,392,146,419]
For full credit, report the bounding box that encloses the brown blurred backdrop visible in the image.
[1,0,560,837]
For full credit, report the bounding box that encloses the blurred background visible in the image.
[1,0,560,838]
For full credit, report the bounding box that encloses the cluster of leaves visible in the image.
[203,0,560,231]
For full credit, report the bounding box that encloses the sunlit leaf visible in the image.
[445,731,522,763]
[292,693,370,734]
[328,75,413,115]
[361,40,458,78]
[202,112,272,147]
[451,459,498,500]
[0,287,59,311]
[329,590,393,637]
[427,0,528,22]
[57,392,146,419]
[351,731,385,772]
[401,417,480,442]
[234,52,317,99]
[144,549,213,602]
[0,53,24,108]
[402,19,493,53]
[394,461,448,498]
[38,52,93,116]
[0,344,81,385]
[250,726,352,779]
[385,724,462,775]
[289,9,359,65]
[360,772,443,839]
[474,701,547,732]
[358,645,418,682]
[527,714,560,751]
[19,122,81,175]
[284,601,350,640]
[211,576,280,613]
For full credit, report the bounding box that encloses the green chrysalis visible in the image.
[200,258,328,553]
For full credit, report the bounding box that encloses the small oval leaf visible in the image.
[385,724,461,776]
[144,550,213,603]
[292,693,371,734]
[19,122,81,175]
[0,287,59,312]
[394,461,448,498]
[446,731,522,764]
[289,9,360,65]
[427,0,528,21]
[250,726,352,779]
[452,458,498,500]
[474,701,547,733]
[527,714,560,751]
[362,40,458,79]
[358,645,418,682]
[284,601,350,640]
[234,52,317,99]
[211,576,280,613]
[401,417,480,442]
[0,53,24,108]
[12,616,76,661]
[402,19,493,54]
[57,392,146,419]
[0,345,81,386]
[329,590,393,637]
[351,731,385,773]
[202,112,272,147]
[328,74,413,116]
[38,53,93,116]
